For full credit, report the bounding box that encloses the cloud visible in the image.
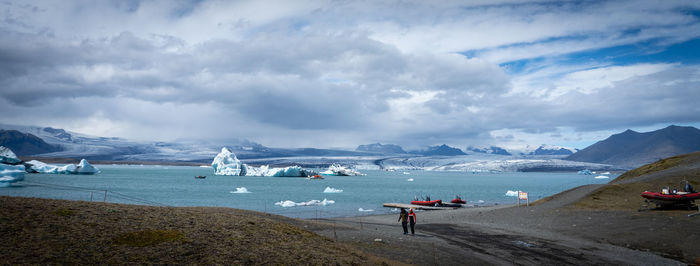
[0,0,699,149]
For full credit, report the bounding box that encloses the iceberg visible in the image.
[270,166,314,177]
[577,169,593,175]
[320,164,365,176]
[274,198,335,207]
[212,147,315,177]
[358,208,375,212]
[594,175,610,179]
[75,159,99,174]
[0,146,22,165]
[25,159,99,175]
[211,147,247,176]
[505,190,519,197]
[323,187,343,193]
[230,187,251,193]
[0,164,25,187]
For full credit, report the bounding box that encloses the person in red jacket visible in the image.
[408,208,416,235]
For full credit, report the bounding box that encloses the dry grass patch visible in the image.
[572,152,700,211]
[0,196,399,265]
[52,208,75,216]
[613,152,697,183]
[113,229,188,247]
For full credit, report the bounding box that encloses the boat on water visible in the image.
[450,195,466,204]
[194,175,206,179]
[410,199,443,206]
[307,174,324,180]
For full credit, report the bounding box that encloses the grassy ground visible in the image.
[0,196,400,265]
[572,151,700,210]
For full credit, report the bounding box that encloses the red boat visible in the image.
[450,196,466,204]
[641,191,700,205]
[411,199,442,206]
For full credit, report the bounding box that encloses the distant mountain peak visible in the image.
[466,145,511,155]
[566,125,700,168]
[414,144,466,156]
[0,129,63,156]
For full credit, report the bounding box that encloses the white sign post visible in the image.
[518,191,529,206]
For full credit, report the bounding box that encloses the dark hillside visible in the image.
[0,130,62,155]
[566,125,700,168]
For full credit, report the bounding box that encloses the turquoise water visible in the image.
[0,165,615,218]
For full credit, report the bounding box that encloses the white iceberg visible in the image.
[594,175,610,179]
[407,178,414,181]
[505,190,519,197]
[75,159,99,174]
[577,169,593,175]
[230,187,251,193]
[0,146,21,165]
[211,147,247,176]
[26,159,99,175]
[212,147,314,177]
[358,208,375,212]
[320,163,364,176]
[323,187,343,193]
[274,198,335,207]
[0,164,25,187]
[600,172,611,175]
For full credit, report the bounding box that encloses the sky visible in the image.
[1,0,700,150]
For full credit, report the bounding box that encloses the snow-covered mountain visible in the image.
[0,124,616,172]
[466,146,512,155]
[0,124,370,162]
[410,144,466,156]
[511,144,578,156]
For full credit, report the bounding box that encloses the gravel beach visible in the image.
[311,184,698,265]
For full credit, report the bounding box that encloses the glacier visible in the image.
[212,147,315,177]
[26,159,100,175]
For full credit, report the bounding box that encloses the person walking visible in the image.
[408,208,417,235]
[398,208,408,234]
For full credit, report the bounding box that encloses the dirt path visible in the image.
[311,187,689,265]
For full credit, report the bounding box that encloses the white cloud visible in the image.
[0,0,699,149]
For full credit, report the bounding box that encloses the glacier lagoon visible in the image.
[0,165,616,218]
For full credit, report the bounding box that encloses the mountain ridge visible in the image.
[565,125,700,168]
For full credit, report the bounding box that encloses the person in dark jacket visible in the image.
[408,208,417,235]
[398,208,408,234]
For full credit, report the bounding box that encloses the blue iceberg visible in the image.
[211,147,315,177]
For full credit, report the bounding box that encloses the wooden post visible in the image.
[90,192,93,202]
[103,190,107,202]
[333,221,337,242]
[517,191,521,206]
